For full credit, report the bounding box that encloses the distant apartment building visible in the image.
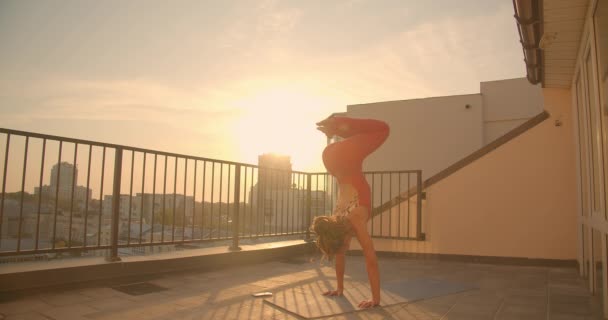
[34,162,92,211]
[103,193,195,225]
[257,153,292,190]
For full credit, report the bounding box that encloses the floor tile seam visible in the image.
[491,297,506,320]
[438,288,477,320]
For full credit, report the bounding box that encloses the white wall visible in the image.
[481,78,544,143]
[351,88,577,260]
[344,78,543,179]
[346,94,484,180]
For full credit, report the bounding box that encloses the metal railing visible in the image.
[0,128,424,260]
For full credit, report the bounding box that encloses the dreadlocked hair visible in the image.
[310,215,352,260]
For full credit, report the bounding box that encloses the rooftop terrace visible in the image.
[0,247,602,320]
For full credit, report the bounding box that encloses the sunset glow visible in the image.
[232,85,337,171]
[0,1,524,172]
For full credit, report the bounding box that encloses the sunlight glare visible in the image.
[232,86,336,171]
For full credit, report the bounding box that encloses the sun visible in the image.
[231,86,337,171]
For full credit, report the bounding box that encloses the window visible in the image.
[595,0,608,215]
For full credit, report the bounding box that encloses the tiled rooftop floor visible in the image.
[0,255,603,319]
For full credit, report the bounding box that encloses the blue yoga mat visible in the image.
[264,278,476,319]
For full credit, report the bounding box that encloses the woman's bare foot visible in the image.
[322,289,343,297]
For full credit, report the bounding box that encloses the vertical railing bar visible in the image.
[260,168,265,237]
[286,172,290,234]
[256,168,262,237]
[51,141,62,250]
[299,174,303,234]
[151,154,157,243]
[416,170,423,239]
[83,145,92,247]
[296,173,299,233]
[97,147,105,246]
[370,174,374,236]
[323,174,327,217]
[139,152,146,245]
[68,142,77,248]
[35,138,47,250]
[389,172,392,238]
[219,163,223,238]
[127,150,135,245]
[280,170,284,234]
[253,168,258,237]
[295,173,299,234]
[263,168,267,236]
[192,160,197,240]
[227,164,231,239]
[172,156,178,242]
[108,148,123,261]
[161,155,168,243]
[380,173,383,236]
[17,136,29,252]
[280,171,284,235]
[398,172,401,238]
[290,172,294,234]
[200,161,206,240]
[315,175,319,219]
[267,169,270,236]
[267,170,271,236]
[330,174,333,216]
[274,170,278,235]
[0,133,10,245]
[244,166,248,237]
[182,159,188,241]
[305,174,312,241]
[334,177,338,216]
[285,171,293,234]
[293,172,297,234]
[250,166,254,237]
[407,173,411,238]
[264,169,268,236]
[230,164,241,251]
[210,162,215,240]
[286,171,290,234]
[267,169,271,236]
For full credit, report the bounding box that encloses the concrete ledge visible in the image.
[347,250,578,268]
[0,240,316,295]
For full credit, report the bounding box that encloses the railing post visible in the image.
[230,164,242,251]
[107,148,123,262]
[305,174,312,241]
[416,170,425,240]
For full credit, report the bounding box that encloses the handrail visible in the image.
[0,128,308,174]
[0,128,425,260]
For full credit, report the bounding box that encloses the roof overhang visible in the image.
[513,0,589,88]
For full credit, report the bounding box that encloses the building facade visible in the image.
[342,78,543,179]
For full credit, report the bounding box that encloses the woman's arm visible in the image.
[349,208,380,308]
[323,235,351,297]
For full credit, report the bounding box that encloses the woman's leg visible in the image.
[323,116,390,158]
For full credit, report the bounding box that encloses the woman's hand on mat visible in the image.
[322,289,343,297]
[358,299,379,309]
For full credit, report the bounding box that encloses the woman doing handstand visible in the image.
[311,115,389,309]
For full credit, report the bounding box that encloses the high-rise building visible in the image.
[34,162,92,211]
[258,154,292,190]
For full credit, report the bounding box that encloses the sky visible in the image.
[0,0,525,173]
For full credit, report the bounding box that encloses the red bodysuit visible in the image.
[321,117,390,215]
